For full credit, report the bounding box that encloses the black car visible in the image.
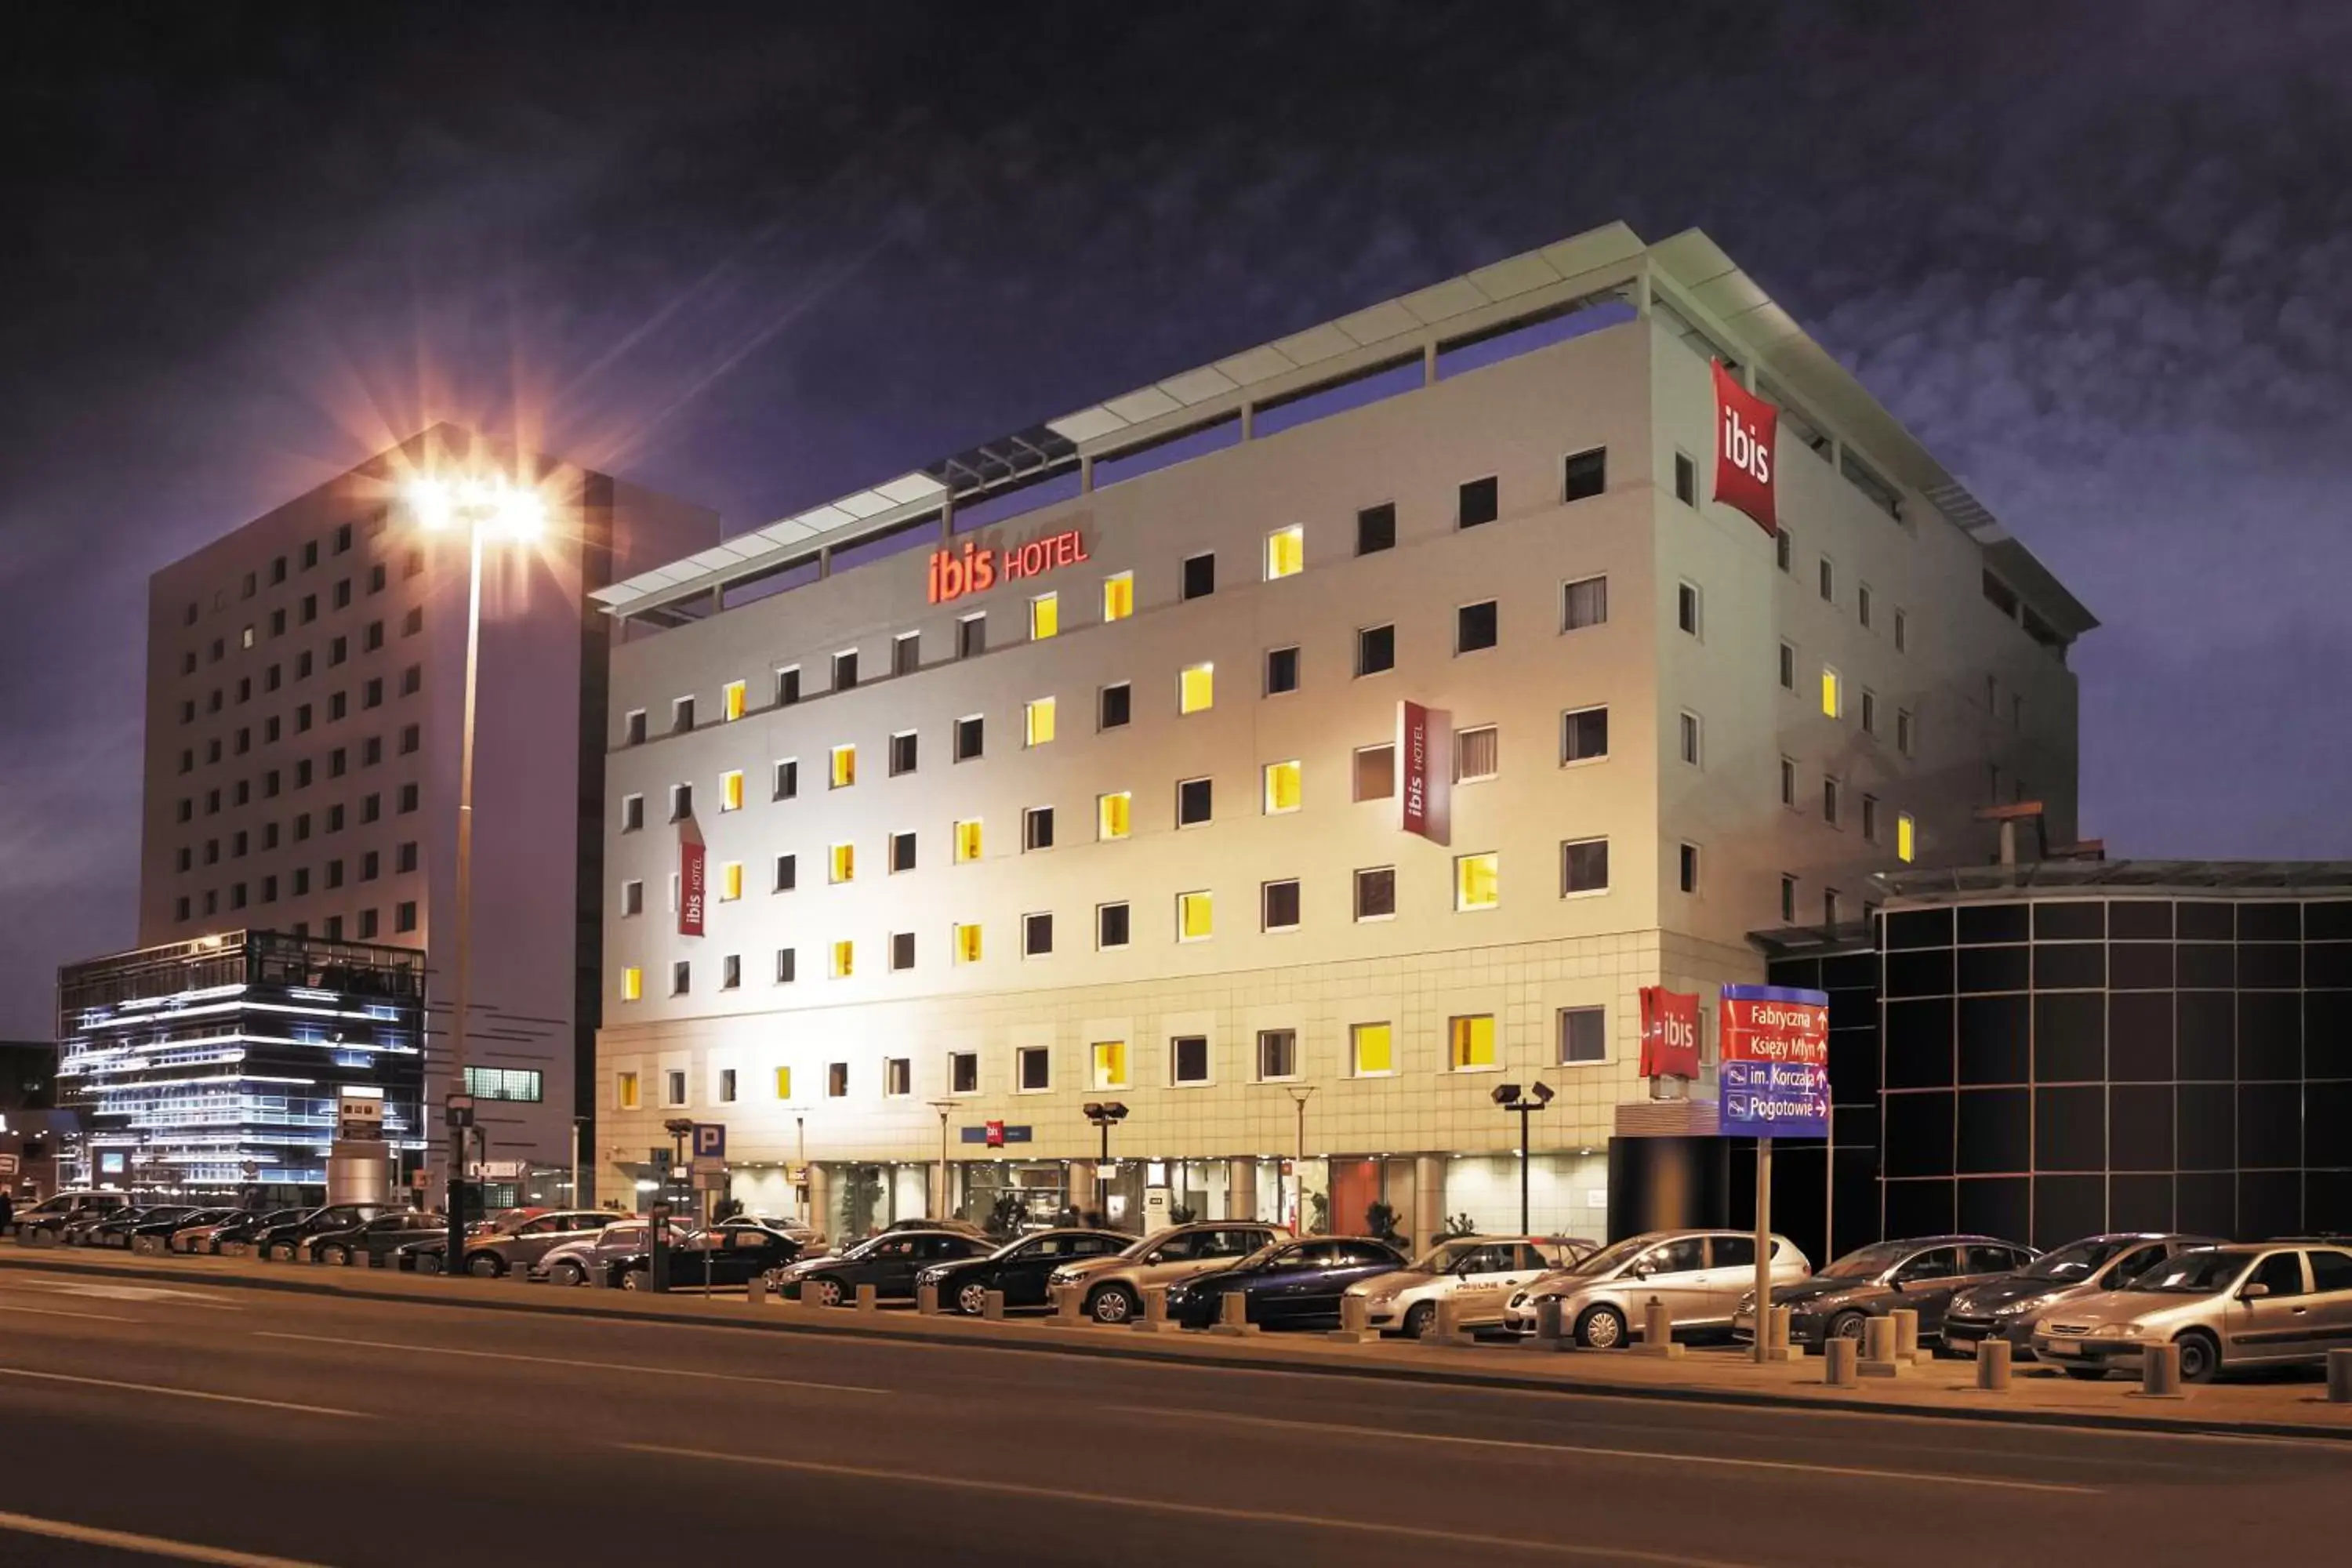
[308,1210,452,1267]
[1940,1232,2223,1354]
[606,1226,805,1291]
[85,1205,203,1250]
[775,1229,993,1306]
[251,1203,390,1261]
[1759,1235,2037,1348]
[125,1207,241,1254]
[916,1228,1130,1315]
[201,1207,306,1255]
[1165,1236,1407,1330]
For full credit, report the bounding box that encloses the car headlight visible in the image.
[1048,1268,1078,1287]
[1992,1294,2052,1317]
[2090,1322,2147,1338]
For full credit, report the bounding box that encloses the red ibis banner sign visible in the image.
[677,817,706,938]
[1638,986,1702,1080]
[1396,700,1451,844]
[1711,361,1778,536]
[927,527,1090,604]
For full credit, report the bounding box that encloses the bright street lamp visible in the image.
[1490,1080,1555,1236]
[402,468,547,1280]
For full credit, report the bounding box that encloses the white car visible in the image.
[1345,1236,1594,1338]
[1502,1229,1811,1348]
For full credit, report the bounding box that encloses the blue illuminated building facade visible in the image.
[56,931,425,1196]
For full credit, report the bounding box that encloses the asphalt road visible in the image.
[0,1263,2344,1567]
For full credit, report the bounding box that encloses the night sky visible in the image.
[4,2,2349,1040]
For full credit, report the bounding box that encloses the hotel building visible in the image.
[129,426,713,1191]
[592,223,2093,1250]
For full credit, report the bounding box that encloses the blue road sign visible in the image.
[692,1123,727,1159]
[1717,1060,1829,1139]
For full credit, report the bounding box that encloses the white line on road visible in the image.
[621,1441,1769,1566]
[0,1302,140,1323]
[0,1366,373,1420]
[253,1330,889,1396]
[1111,1405,2101,1495]
[0,1508,334,1567]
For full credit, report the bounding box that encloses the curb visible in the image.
[9,1250,2350,1443]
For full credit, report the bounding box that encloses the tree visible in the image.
[1364,1200,1403,1245]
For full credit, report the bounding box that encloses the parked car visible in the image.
[252,1204,390,1261]
[60,1205,143,1245]
[1506,1229,1810,1347]
[185,1207,303,1255]
[608,1226,807,1290]
[2032,1243,2352,1383]
[1940,1232,2223,1355]
[1347,1236,1595,1338]
[877,1217,992,1241]
[1165,1236,1407,1330]
[305,1210,451,1267]
[9,1190,131,1243]
[917,1228,1131,1315]
[453,1209,619,1278]
[1046,1221,1286,1325]
[125,1207,242,1254]
[772,1229,993,1306]
[84,1205,202,1249]
[530,1217,688,1285]
[1741,1235,2035,1350]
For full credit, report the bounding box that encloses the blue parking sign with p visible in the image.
[693,1123,726,1159]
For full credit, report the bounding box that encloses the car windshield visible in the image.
[1230,1242,1291,1271]
[1566,1236,1664,1276]
[2129,1250,2256,1294]
[2020,1238,2129,1281]
[1410,1240,1489,1273]
[1817,1243,1913,1279]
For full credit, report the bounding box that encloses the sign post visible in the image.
[1719,984,1829,1364]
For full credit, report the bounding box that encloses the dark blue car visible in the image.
[1166,1236,1406,1330]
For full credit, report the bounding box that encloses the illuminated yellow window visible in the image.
[1102,572,1133,622]
[1262,760,1301,815]
[1091,1039,1128,1089]
[1098,791,1131,841]
[774,1066,793,1100]
[616,1071,641,1109]
[619,967,643,1003]
[720,770,744,812]
[829,843,855,884]
[830,939,854,978]
[830,745,856,788]
[1265,524,1303,580]
[953,923,982,964]
[1450,1014,1496,1070]
[1179,662,1214,715]
[1177,891,1213,942]
[1820,667,1842,719]
[1455,851,1499,911]
[953,819,982,862]
[1030,593,1058,641]
[1352,1022,1393,1076]
[1025,696,1056,747]
[719,861,743,901]
[722,681,746,722]
[1897,812,1917,864]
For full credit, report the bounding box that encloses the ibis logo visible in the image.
[927,527,1089,604]
[1711,361,1778,536]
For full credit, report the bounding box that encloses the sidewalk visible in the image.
[9,1244,2351,1441]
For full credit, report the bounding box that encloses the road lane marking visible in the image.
[0,1302,140,1323]
[0,1508,332,1567]
[0,1367,372,1420]
[253,1330,888,1396]
[621,1442,1766,1566]
[1111,1405,2100,1495]
[3,1277,242,1308]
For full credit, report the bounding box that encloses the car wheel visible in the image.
[2175,1330,2220,1385]
[810,1276,845,1308]
[1087,1284,1139,1325]
[1403,1301,1437,1341]
[319,1246,347,1267]
[2061,1366,2108,1381]
[1829,1310,1870,1345]
[414,1253,443,1276]
[956,1281,993,1316]
[466,1254,503,1279]
[619,1268,648,1291]
[550,1260,585,1287]
[1576,1304,1628,1350]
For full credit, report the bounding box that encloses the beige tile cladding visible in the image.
[594,924,1765,1179]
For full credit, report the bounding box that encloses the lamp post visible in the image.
[405,470,546,1281]
[927,1099,954,1221]
[1286,1085,1316,1232]
[1490,1081,1555,1235]
[1080,1101,1127,1227]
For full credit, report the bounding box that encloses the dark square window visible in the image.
[1354,866,1396,920]
[2033,943,2105,989]
[1455,600,1497,653]
[951,1053,978,1094]
[890,831,917,872]
[1172,1035,1210,1083]
[1177,778,1212,826]
[1457,476,1498,528]
[2108,942,2174,991]
[1882,946,1954,999]
[1560,839,1609,895]
[2178,943,2234,989]
[2178,992,2234,1080]
[1673,452,1696,505]
[2238,992,2301,1080]
[775,853,797,891]
[1356,623,1396,676]
[1957,995,2031,1084]
[954,716,985,760]
[1023,808,1054,852]
[1957,1087,2031,1174]
[2108,901,2173,940]
[1262,878,1300,931]
[1356,503,1396,555]
[2108,992,2174,1082]
[775,949,797,984]
[2111,1085,2176,1172]
[1957,945,2030,994]
[1563,447,1606,501]
[1181,553,1215,601]
[1561,706,1607,763]
[1022,912,1054,957]
[2035,1087,2107,1171]
[1884,998,1955,1088]
[1097,902,1130,949]
[1954,904,2026,945]
[1265,646,1299,695]
[956,616,985,659]
[889,732,917,775]
[832,651,858,690]
[2034,901,2105,940]
[2033,993,2106,1083]
[891,932,916,971]
[2177,902,2234,940]
[1098,683,1131,730]
[1882,1093,1955,1178]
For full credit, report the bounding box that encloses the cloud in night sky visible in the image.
[2,0,2350,1036]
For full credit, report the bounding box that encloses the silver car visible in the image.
[1046,1221,1286,1324]
[1503,1229,1810,1348]
[1345,1236,1594,1337]
[1940,1232,2222,1355]
[2031,1243,2352,1383]
[529,1218,691,1284]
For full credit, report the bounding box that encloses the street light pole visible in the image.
[1080,1102,1127,1228]
[1491,1081,1555,1236]
[1286,1085,1315,1232]
[927,1099,953,1221]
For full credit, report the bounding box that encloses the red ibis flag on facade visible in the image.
[1711,361,1778,536]
[1396,700,1453,845]
[677,816,706,938]
[1639,986,1703,1080]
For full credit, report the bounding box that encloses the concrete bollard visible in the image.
[1891,1307,1920,1363]
[2329,1348,2352,1404]
[1533,1298,1567,1347]
[1134,1284,1173,1334]
[1210,1289,1257,1337]
[1327,1291,1377,1344]
[1975,1338,2013,1392]
[1051,1284,1088,1327]
[1762,1305,1804,1363]
[915,1283,938,1316]
[1859,1316,1907,1377]
[1631,1296,1683,1358]
[982,1289,1006,1322]
[855,1283,878,1313]
[1824,1336,1860,1388]
[748,1273,769,1308]
[1433,1297,1473,1347]
[2131,1341,2186,1399]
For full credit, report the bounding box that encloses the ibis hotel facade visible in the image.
[592,223,2093,1250]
